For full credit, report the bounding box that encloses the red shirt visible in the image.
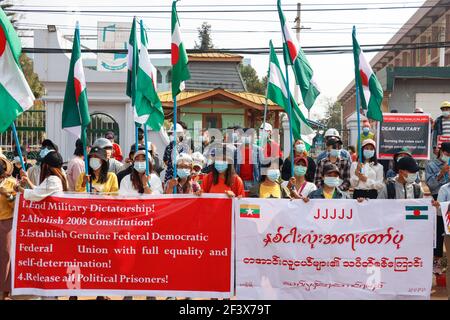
[202,173,245,197]
[112,143,123,162]
[264,140,282,158]
[239,146,254,181]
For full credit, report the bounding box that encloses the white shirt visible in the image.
[350,161,384,190]
[24,175,64,202]
[282,180,317,198]
[119,173,163,196]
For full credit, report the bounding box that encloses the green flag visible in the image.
[126,17,138,106]
[277,0,320,110]
[266,41,316,149]
[171,1,190,97]
[62,23,91,144]
[135,20,164,131]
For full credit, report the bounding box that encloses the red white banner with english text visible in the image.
[235,199,433,300]
[11,193,233,298]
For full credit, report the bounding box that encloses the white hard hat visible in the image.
[191,152,206,168]
[93,137,113,149]
[168,123,184,133]
[260,123,273,131]
[324,128,340,138]
[176,152,193,165]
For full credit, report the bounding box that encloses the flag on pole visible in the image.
[126,17,138,106]
[62,23,91,144]
[135,20,164,131]
[277,0,319,110]
[0,8,35,133]
[171,1,190,97]
[266,41,316,149]
[352,27,384,122]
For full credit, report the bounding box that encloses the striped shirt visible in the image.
[442,119,450,135]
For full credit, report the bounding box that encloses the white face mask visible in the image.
[89,158,102,171]
[405,173,417,184]
[443,111,450,117]
[134,161,146,173]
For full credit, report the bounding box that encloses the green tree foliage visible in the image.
[194,22,214,50]
[240,65,267,95]
[20,54,45,98]
[319,99,343,131]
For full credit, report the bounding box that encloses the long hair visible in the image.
[130,161,154,194]
[39,163,68,191]
[88,158,109,184]
[212,163,235,187]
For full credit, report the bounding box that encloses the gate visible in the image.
[86,113,120,145]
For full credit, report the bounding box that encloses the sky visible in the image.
[13,0,425,120]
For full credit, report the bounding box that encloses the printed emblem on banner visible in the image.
[240,204,260,219]
[405,206,428,220]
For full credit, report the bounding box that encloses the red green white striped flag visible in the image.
[352,26,384,122]
[0,8,35,133]
[171,1,190,98]
[62,23,91,145]
[277,0,320,110]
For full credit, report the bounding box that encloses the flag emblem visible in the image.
[405,206,428,220]
[240,204,261,219]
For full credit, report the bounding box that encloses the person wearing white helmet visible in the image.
[93,137,124,175]
[316,128,351,163]
[163,122,191,184]
[259,122,283,164]
[432,101,450,148]
[165,153,201,195]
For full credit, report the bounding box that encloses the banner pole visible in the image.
[173,96,177,194]
[83,144,91,193]
[11,122,26,170]
[284,66,295,178]
[144,124,150,176]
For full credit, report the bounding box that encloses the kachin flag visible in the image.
[405,206,429,220]
[352,26,384,122]
[62,23,91,144]
[240,204,260,219]
[266,40,316,149]
[135,20,164,131]
[0,8,35,133]
[171,0,190,98]
[277,0,319,110]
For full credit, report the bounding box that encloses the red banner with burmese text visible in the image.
[11,193,233,298]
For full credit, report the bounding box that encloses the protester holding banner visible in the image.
[248,162,290,199]
[75,147,119,194]
[16,151,68,202]
[165,153,201,195]
[27,139,59,186]
[432,101,450,147]
[119,149,163,196]
[281,139,316,183]
[0,158,16,300]
[386,147,413,179]
[93,138,124,175]
[66,139,86,191]
[350,139,384,199]
[315,138,351,191]
[202,147,245,198]
[163,123,190,184]
[316,128,350,162]
[308,164,350,199]
[378,157,423,199]
[284,156,317,199]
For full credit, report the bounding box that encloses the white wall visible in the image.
[416,93,450,119]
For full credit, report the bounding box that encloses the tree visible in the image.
[319,98,343,131]
[240,65,267,95]
[20,54,45,98]
[194,22,214,50]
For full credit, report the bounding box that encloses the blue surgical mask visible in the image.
[40,148,51,159]
[214,161,228,173]
[295,144,306,153]
[177,168,191,179]
[329,149,340,158]
[266,169,280,182]
[133,161,146,173]
[294,165,307,177]
[363,150,375,159]
[324,177,341,188]
[441,154,450,163]
[363,127,370,134]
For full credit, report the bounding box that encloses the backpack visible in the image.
[386,180,420,199]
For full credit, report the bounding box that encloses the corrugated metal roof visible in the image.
[186,62,246,91]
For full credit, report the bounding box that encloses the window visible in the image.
[166,70,172,83]
[157,70,162,84]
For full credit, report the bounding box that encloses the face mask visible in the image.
[294,165,307,177]
[214,161,228,173]
[89,158,102,171]
[329,149,339,158]
[363,150,375,159]
[266,169,280,182]
[40,148,51,159]
[295,144,306,153]
[133,161,146,173]
[441,154,450,163]
[443,111,450,117]
[324,177,341,188]
[405,173,417,184]
[177,168,191,179]
[362,127,370,134]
